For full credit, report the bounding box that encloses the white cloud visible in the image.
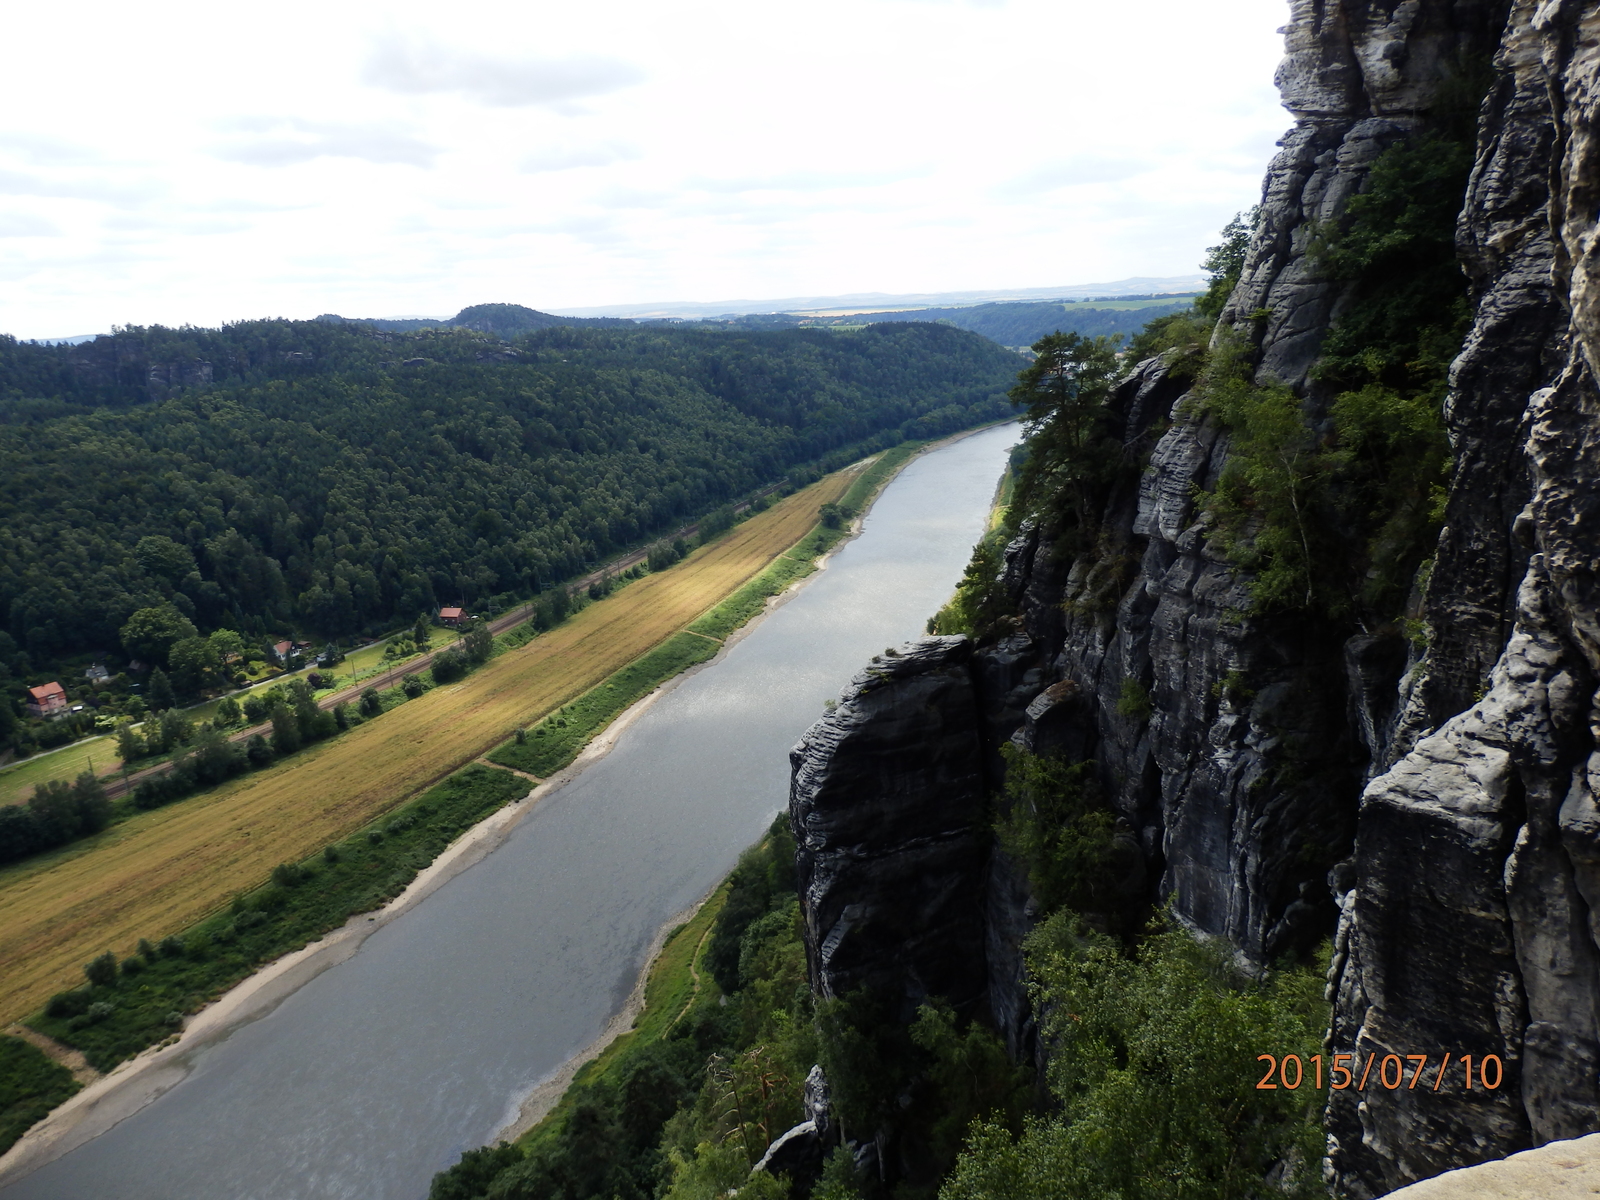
[210,118,439,167]
[363,36,645,109]
[0,212,60,237]
[519,142,642,173]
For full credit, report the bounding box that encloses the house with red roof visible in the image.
[438,606,464,628]
[27,682,68,718]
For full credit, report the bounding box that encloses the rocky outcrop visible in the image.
[790,637,992,1020]
[1327,3,1600,1193]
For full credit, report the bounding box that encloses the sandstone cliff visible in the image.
[788,1,1600,1195]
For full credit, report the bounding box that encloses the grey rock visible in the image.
[790,636,991,1016]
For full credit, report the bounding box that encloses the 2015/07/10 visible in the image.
[1256,1053,1504,1092]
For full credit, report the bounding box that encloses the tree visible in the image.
[215,695,242,726]
[133,535,196,582]
[245,734,273,767]
[146,667,176,713]
[207,628,246,668]
[168,635,221,696]
[116,720,143,765]
[359,687,382,717]
[120,604,198,668]
[1194,207,1259,320]
[412,615,431,649]
[269,704,301,755]
[159,707,193,749]
[462,620,492,665]
[431,649,466,684]
[1009,331,1123,545]
[83,950,118,988]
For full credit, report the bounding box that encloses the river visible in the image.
[1,423,1017,1200]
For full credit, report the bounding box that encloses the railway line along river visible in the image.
[0,422,1017,1200]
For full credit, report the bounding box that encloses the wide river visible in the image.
[3,422,1017,1200]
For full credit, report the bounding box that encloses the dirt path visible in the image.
[4,1024,99,1087]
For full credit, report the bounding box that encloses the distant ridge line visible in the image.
[547,275,1208,321]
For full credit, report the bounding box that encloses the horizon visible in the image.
[1,0,1286,341]
[18,272,1209,342]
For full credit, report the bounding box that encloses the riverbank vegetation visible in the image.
[0,1036,79,1156]
[24,764,527,1076]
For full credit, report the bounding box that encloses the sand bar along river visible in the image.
[0,422,1018,1200]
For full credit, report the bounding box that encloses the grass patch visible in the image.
[0,1034,80,1157]
[489,633,720,777]
[27,764,527,1073]
[686,551,822,641]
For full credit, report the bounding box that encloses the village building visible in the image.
[438,606,464,628]
[26,681,68,718]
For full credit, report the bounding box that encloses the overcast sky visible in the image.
[0,0,1289,339]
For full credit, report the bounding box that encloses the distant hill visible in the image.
[680,296,1198,349]
[851,296,1197,348]
[550,276,1207,320]
[316,303,632,337]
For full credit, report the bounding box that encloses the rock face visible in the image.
[790,637,992,1020]
[787,2,1600,1196]
[1329,4,1600,1192]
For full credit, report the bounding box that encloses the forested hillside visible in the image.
[0,319,1017,726]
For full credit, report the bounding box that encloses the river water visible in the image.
[3,423,1017,1200]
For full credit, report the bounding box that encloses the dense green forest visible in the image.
[0,318,1018,748]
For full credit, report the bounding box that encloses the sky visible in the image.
[0,0,1291,340]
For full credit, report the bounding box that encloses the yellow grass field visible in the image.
[0,470,854,1024]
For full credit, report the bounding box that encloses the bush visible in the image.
[270,862,303,888]
[819,502,854,530]
[402,674,425,699]
[245,734,273,767]
[45,989,91,1019]
[83,951,118,988]
[242,694,267,724]
[430,650,466,684]
[359,687,382,717]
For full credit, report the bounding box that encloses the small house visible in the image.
[84,663,111,685]
[271,640,295,665]
[27,681,68,718]
[439,606,464,628]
